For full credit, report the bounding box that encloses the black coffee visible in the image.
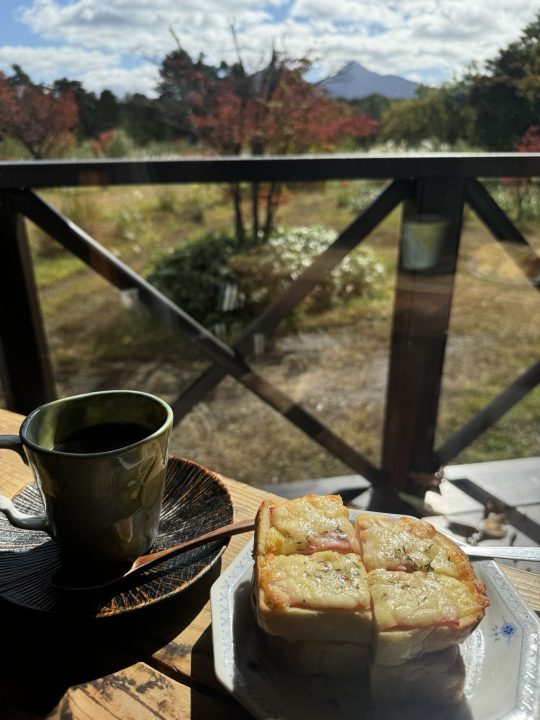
[53,422,152,454]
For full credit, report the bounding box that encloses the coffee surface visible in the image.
[53,422,152,454]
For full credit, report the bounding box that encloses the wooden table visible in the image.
[1,407,539,720]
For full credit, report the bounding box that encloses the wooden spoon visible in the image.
[49,518,255,592]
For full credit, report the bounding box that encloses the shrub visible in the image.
[147,225,386,333]
[104,128,137,158]
[147,230,246,331]
[179,185,213,224]
[155,187,176,213]
[483,179,540,225]
[155,185,216,221]
[230,225,386,317]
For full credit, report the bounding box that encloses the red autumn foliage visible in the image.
[189,62,379,239]
[502,124,540,189]
[260,71,379,154]
[159,48,379,239]
[499,125,540,223]
[193,68,379,156]
[89,129,117,158]
[515,125,540,153]
[0,71,79,159]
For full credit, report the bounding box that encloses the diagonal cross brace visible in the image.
[436,356,540,466]
[170,180,410,422]
[465,178,540,292]
[434,179,540,465]
[11,188,388,485]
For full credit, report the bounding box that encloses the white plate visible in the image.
[211,510,540,720]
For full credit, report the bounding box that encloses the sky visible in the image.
[1,0,540,98]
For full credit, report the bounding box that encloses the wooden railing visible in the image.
[1,153,540,512]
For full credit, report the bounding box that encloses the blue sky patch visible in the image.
[262,0,294,24]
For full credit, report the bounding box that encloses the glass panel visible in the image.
[437,194,540,464]
[7,182,399,488]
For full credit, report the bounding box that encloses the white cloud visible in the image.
[17,0,258,57]
[5,0,540,94]
[0,45,159,97]
[79,65,160,96]
[403,72,424,84]
[0,45,119,76]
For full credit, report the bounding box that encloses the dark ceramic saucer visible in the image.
[0,457,233,617]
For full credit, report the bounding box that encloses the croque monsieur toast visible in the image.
[252,495,489,703]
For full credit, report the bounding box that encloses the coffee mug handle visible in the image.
[0,435,49,532]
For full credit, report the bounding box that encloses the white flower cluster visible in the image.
[267,225,385,300]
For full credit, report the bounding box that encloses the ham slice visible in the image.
[305,531,355,554]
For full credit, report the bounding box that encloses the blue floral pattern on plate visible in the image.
[490,616,519,646]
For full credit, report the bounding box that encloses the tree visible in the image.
[252,67,379,155]
[158,45,379,241]
[120,93,167,145]
[380,82,475,147]
[6,64,33,90]
[155,48,228,141]
[95,89,120,134]
[378,10,540,151]
[500,125,540,223]
[515,124,540,152]
[466,73,532,150]
[0,68,79,159]
[52,79,167,146]
[344,94,392,122]
[52,78,98,140]
[89,129,117,158]
[454,11,540,149]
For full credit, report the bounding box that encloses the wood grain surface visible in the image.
[1,407,539,720]
[46,662,251,720]
[0,409,33,497]
[500,564,540,612]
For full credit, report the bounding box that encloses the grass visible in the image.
[435,232,540,465]
[5,180,540,484]
[33,254,87,288]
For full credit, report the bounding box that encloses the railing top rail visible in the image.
[1,153,540,188]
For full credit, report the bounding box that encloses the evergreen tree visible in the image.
[52,78,98,139]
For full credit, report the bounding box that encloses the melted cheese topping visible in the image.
[368,570,460,631]
[356,515,435,572]
[435,574,489,617]
[265,495,360,556]
[259,551,370,611]
[356,514,474,579]
[428,536,475,579]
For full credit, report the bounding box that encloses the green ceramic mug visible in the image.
[0,390,173,563]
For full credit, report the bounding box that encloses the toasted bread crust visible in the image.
[252,555,373,643]
[253,499,284,559]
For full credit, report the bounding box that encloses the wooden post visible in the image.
[0,191,55,413]
[373,178,464,512]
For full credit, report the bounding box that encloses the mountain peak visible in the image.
[321,62,418,100]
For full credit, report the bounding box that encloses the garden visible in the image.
[3,176,539,486]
